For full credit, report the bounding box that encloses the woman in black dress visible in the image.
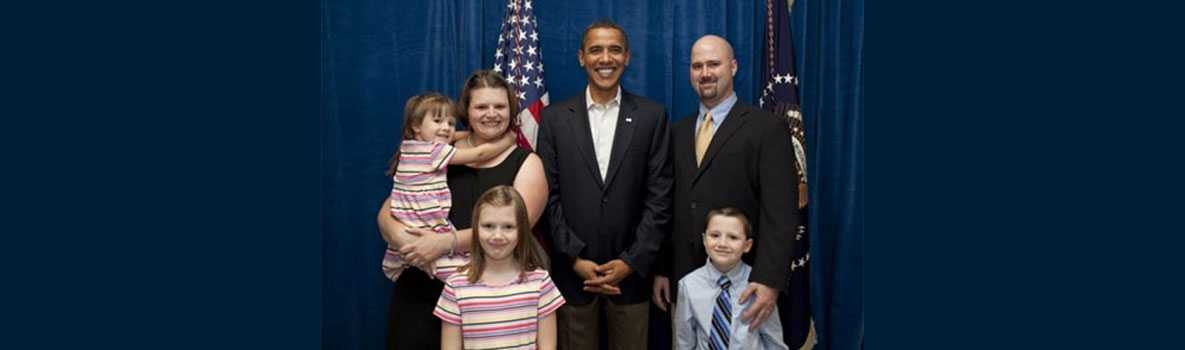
[377,70,548,349]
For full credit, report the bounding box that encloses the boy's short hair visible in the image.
[705,207,752,238]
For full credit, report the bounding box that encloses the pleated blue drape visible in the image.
[321,0,862,348]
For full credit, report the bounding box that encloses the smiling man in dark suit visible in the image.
[535,19,672,350]
[653,34,800,336]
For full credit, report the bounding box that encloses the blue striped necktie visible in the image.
[709,275,732,350]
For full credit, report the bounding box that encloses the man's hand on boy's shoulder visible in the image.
[739,281,779,331]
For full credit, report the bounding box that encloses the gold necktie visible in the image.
[695,112,714,165]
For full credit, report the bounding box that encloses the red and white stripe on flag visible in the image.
[493,0,549,151]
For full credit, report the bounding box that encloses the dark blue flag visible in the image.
[759,0,813,348]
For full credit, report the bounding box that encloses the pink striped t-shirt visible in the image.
[434,269,566,350]
[390,140,457,234]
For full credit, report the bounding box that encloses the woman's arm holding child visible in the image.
[377,197,420,247]
[400,227,474,268]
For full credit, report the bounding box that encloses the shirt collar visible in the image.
[697,91,738,128]
[586,85,623,110]
[705,258,749,287]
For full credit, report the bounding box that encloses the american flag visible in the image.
[493,0,549,152]
[759,0,813,348]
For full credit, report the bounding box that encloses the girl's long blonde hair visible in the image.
[459,185,549,283]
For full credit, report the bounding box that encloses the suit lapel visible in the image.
[602,93,637,190]
[568,95,604,188]
[693,103,750,185]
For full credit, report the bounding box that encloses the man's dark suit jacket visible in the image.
[660,101,799,295]
[536,90,672,305]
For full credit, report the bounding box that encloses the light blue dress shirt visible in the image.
[695,91,739,135]
[675,260,789,350]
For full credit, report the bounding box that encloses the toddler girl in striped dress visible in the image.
[382,92,515,282]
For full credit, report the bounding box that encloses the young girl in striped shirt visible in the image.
[434,185,564,350]
[382,92,515,282]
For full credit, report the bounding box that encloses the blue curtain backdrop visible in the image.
[321,0,863,349]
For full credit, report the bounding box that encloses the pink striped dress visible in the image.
[434,269,566,350]
[382,140,468,282]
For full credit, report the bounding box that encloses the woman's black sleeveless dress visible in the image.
[386,148,529,349]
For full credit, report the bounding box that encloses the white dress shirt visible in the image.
[585,86,622,180]
[675,261,790,350]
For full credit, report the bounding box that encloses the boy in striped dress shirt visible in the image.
[675,208,789,350]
